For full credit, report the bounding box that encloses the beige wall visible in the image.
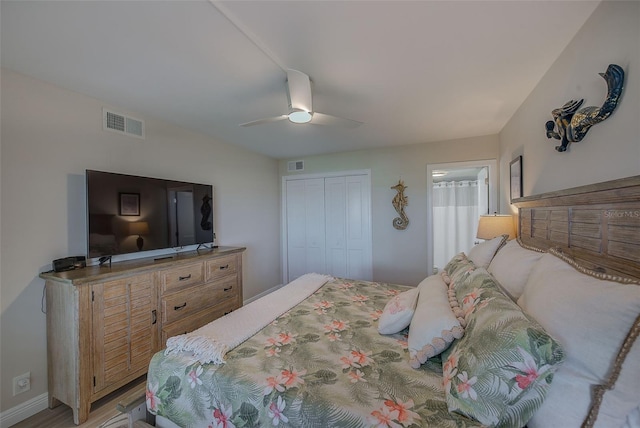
[279,134,500,287]
[0,69,281,413]
[499,1,640,213]
[6,1,636,418]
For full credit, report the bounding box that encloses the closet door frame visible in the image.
[281,169,372,285]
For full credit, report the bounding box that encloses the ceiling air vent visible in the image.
[103,108,145,139]
[287,160,304,172]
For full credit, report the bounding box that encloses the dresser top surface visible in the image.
[40,246,245,285]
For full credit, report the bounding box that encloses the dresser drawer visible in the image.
[159,262,204,293]
[161,276,238,324]
[205,254,237,281]
[161,299,239,344]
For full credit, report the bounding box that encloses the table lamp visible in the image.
[476,214,516,240]
[129,221,150,251]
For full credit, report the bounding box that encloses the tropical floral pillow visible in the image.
[441,268,565,428]
[442,252,477,287]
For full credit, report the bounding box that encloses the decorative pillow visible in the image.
[443,252,477,286]
[518,250,640,428]
[467,235,508,268]
[487,239,545,300]
[408,275,464,368]
[623,405,640,428]
[378,287,419,335]
[441,268,564,427]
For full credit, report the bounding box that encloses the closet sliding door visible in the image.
[325,175,371,280]
[325,177,347,278]
[285,178,326,282]
[284,171,372,284]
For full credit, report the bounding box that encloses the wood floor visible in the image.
[10,377,147,428]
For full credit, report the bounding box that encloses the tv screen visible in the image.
[86,170,214,258]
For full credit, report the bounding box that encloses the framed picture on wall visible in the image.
[119,193,140,216]
[510,156,523,202]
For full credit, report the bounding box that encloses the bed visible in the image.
[145,176,640,428]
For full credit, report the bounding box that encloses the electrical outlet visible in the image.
[13,372,30,396]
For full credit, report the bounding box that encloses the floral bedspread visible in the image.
[147,277,483,428]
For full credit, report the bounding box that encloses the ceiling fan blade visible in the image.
[242,69,359,129]
[239,115,288,127]
[286,69,312,113]
[311,112,363,128]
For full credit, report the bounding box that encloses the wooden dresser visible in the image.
[40,246,245,425]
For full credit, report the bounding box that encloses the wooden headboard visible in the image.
[513,175,640,281]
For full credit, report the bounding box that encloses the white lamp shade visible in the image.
[476,215,516,240]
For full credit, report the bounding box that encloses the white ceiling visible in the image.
[0,1,599,159]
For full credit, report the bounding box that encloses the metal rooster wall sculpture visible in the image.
[545,64,624,152]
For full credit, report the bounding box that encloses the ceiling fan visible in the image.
[240,69,362,128]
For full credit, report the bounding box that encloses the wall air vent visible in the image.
[103,108,145,139]
[287,160,304,172]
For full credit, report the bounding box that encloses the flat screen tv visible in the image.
[86,170,214,259]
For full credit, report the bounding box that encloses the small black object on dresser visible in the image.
[52,256,86,272]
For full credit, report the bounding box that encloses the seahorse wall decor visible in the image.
[391,180,409,230]
[545,64,624,152]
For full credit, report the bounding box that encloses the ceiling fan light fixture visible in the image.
[288,110,313,124]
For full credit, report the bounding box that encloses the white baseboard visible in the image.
[0,393,48,428]
[243,283,283,305]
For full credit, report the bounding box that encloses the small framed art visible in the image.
[510,156,523,202]
[119,193,140,216]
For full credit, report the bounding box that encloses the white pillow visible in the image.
[408,275,464,368]
[377,287,419,335]
[518,251,640,428]
[467,235,507,268]
[487,239,544,300]
[623,405,640,428]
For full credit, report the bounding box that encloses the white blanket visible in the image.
[164,273,333,364]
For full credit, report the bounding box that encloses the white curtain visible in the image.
[433,180,480,271]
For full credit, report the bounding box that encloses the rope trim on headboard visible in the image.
[549,247,640,285]
[515,237,546,253]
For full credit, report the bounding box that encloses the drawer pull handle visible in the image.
[152,310,157,325]
[174,302,187,311]
[219,264,229,270]
[179,274,192,281]
[223,286,233,292]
